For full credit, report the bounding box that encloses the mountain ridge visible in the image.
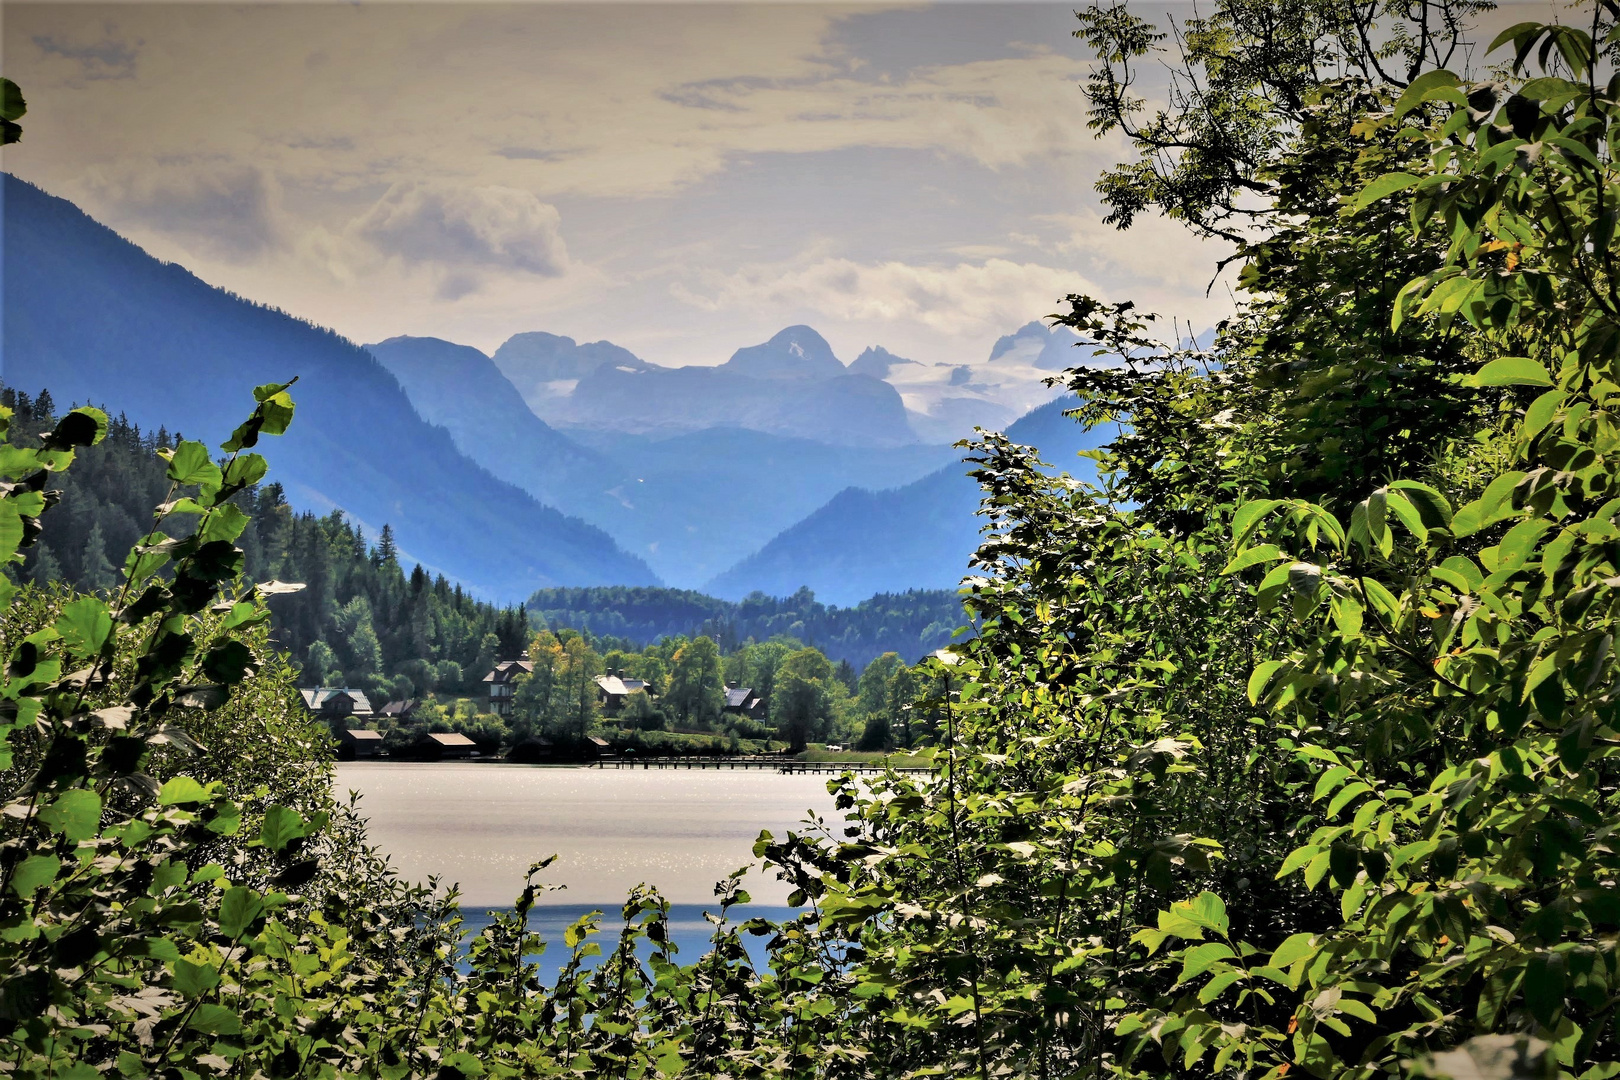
[1,174,658,597]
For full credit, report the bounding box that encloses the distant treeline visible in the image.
[525,585,969,668]
[5,386,531,703]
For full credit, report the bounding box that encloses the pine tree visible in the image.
[27,544,62,585]
[79,522,116,591]
[32,389,54,420]
[376,524,397,564]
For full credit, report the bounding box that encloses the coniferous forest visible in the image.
[3,2,1620,1078]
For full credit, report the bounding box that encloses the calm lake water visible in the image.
[333,762,843,908]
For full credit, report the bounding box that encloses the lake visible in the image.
[332,762,843,908]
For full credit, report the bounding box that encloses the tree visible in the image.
[770,647,835,752]
[303,639,340,687]
[27,543,61,585]
[855,652,905,751]
[665,635,724,728]
[512,629,601,746]
[78,522,116,592]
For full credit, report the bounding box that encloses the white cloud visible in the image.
[75,156,282,262]
[674,256,1095,339]
[354,182,570,278]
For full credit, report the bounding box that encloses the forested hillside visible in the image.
[4,387,532,703]
[526,584,964,667]
[0,175,657,596]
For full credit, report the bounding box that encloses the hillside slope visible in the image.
[365,335,605,509]
[364,331,956,586]
[706,398,1108,605]
[0,175,657,596]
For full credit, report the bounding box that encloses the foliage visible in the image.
[3,388,533,704]
[12,5,1620,1076]
[527,583,965,668]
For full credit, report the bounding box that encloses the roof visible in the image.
[342,729,384,741]
[596,675,651,696]
[378,699,417,716]
[724,687,755,709]
[426,732,478,747]
[587,736,612,748]
[300,688,375,713]
[482,660,533,684]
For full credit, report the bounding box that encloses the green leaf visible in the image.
[1524,952,1566,1027]
[1232,499,1285,547]
[172,957,220,997]
[187,1004,242,1035]
[198,503,249,544]
[1221,544,1286,575]
[1178,942,1235,983]
[1352,171,1423,210]
[11,854,59,897]
[1268,933,1318,969]
[1468,356,1553,387]
[1388,481,1453,529]
[158,777,211,806]
[0,78,25,123]
[1523,389,1566,443]
[163,441,223,488]
[258,805,307,853]
[218,886,265,939]
[1248,660,1286,705]
[1189,891,1229,934]
[54,597,114,655]
[40,789,102,842]
[1395,69,1462,116]
[222,453,268,489]
[255,391,296,437]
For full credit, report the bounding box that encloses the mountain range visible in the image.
[0,175,656,597]
[3,173,1108,606]
[705,396,1107,605]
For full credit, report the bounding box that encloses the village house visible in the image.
[482,658,532,717]
[376,699,420,722]
[722,684,767,721]
[416,731,478,760]
[300,688,374,720]
[594,673,652,713]
[337,728,384,760]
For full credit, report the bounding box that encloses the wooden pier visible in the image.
[598,755,931,775]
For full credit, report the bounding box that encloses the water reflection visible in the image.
[334,762,842,906]
[457,904,795,982]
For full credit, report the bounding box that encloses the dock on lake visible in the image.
[598,756,931,775]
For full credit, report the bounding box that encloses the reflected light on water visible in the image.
[334,762,843,907]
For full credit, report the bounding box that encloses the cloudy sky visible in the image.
[4,2,1300,369]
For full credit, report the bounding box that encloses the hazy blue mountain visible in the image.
[560,428,957,586]
[489,325,917,446]
[1,175,657,597]
[565,349,915,446]
[990,320,1087,370]
[705,397,1107,605]
[490,331,649,420]
[365,335,605,508]
[848,345,921,380]
[358,334,956,586]
[718,325,846,380]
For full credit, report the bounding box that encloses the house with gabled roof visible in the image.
[300,688,374,719]
[482,658,532,717]
[722,685,767,721]
[594,673,652,713]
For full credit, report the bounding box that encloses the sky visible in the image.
[1,0,1246,372]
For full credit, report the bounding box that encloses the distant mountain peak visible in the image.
[849,346,922,380]
[988,320,1051,362]
[722,325,845,380]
